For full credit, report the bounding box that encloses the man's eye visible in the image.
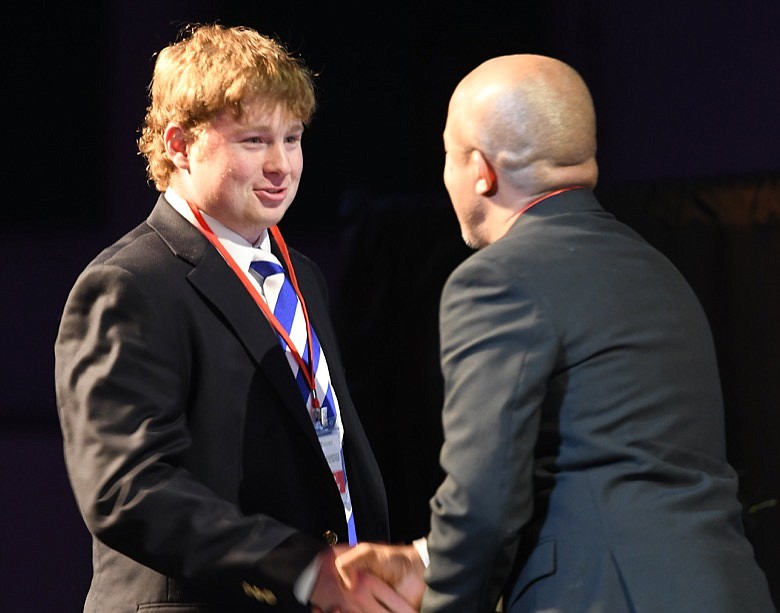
[285,134,302,144]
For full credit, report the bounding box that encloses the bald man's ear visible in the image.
[472,150,497,196]
[164,123,191,171]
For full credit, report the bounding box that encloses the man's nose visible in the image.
[265,143,292,174]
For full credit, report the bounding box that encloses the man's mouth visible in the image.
[255,186,287,203]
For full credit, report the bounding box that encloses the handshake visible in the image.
[310,541,427,613]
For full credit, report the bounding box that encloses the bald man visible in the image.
[337,55,775,612]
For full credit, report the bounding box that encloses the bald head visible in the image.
[447,54,598,193]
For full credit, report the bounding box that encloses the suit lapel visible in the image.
[146,196,322,448]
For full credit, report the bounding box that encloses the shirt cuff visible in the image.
[412,537,430,568]
[293,554,323,604]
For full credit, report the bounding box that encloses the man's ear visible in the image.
[164,123,190,170]
[471,150,496,196]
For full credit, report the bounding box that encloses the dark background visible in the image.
[2,1,778,610]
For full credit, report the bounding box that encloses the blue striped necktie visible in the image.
[250,256,357,545]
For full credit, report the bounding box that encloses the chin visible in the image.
[461,227,486,250]
[262,203,292,226]
[463,235,484,250]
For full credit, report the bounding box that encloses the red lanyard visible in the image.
[186,203,320,407]
[514,186,584,219]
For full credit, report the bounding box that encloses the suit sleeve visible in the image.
[54,262,323,596]
[422,254,558,611]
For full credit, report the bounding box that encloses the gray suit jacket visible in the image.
[423,189,774,612]
[55,196,389,612]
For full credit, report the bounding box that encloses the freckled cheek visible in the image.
[223,160,256,181]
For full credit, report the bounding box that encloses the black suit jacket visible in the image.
[54,196,389,612]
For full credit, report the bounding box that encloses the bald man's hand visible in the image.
[335,543,426,610]
[310,545,420,612]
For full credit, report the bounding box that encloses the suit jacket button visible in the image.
[323,530,338,545]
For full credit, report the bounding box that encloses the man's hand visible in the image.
[310,546,419,612]
[335,543,426,610]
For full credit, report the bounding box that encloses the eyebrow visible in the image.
[241,116,304,129]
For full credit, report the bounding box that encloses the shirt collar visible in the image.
[164,188,271,270]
